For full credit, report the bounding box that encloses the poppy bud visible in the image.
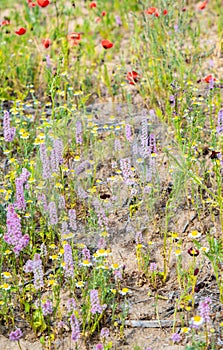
[42,38,52,48]
[163,9,168,15]
[194,268,199,276]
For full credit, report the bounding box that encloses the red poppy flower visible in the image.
[202,74,216,83]
[198,1,207,10]
[89,1,97,8]
[37,0,49,7]
[101,39,113,49]
[15,27,26,35]
[163,9,168,15]
[42,38,52,48]
[145,7,159,17]
[127,71,140,85]
[68,32,81,46]
[101,11,106,16]
[27,0,36,6]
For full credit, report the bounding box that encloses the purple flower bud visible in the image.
[115,15,122,26]
[33,254,44,290]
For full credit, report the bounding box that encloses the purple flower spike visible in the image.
[9,328,23,341]
[3,110,16,142]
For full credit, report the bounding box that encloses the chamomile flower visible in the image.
[76,281,85,288]
[119,287,132,295]
[1,272,12,279]
[191,315,204,327]
[80,260,92,267]
[189,230,201,239]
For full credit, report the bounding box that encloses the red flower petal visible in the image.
[127,71,139,85]
[198,1,208,10]
[101,39,113,49]
[202,74,216,83]
[37,0,49,7]
[145,7,159,16]
[163,9,168,15]
[89,1,97,8]
[15,27,26,35]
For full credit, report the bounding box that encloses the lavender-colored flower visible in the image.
[33,254,44,290]
[48,201,58,225]
[15,178,26,211]
[20,168,30,183]
[125,124,132,142]
[100,327,109,339]
[149,262,157,272]
[42,299,53,316]
[3,110,16,142]
[217,110,223,134]
[24,259,34,273]
[114,138,121,151]
[82,247,91,261]
[50,138,63,172]
[169,95,175,106]
[95,344,103,350]
[115,15,122,26]
[58,195,66,209]
[45,55,51,69]
[135,231,143,244]
[114,269,122,281]
[38,193,48,212]
[141,114,149,158]
[67,298,76,312]
[76,120,83,145]
[4,204,29,255]
[40,243,47,257]
[148,134,157,155]
[90,289,104,314]
[75,160,91,176]
[120,157,134,185]
[97,237,106,249]
[69,209,77,231]
[61,221,69,239]
[70,314,80,342]
[97,208,108,230]
[64,243,74,278]
[39,144,51,179]
[9,328,23,341]
[77,184,88,199]
[171,333,181,343]
[58,320,66,329]
[198,297,211,323]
